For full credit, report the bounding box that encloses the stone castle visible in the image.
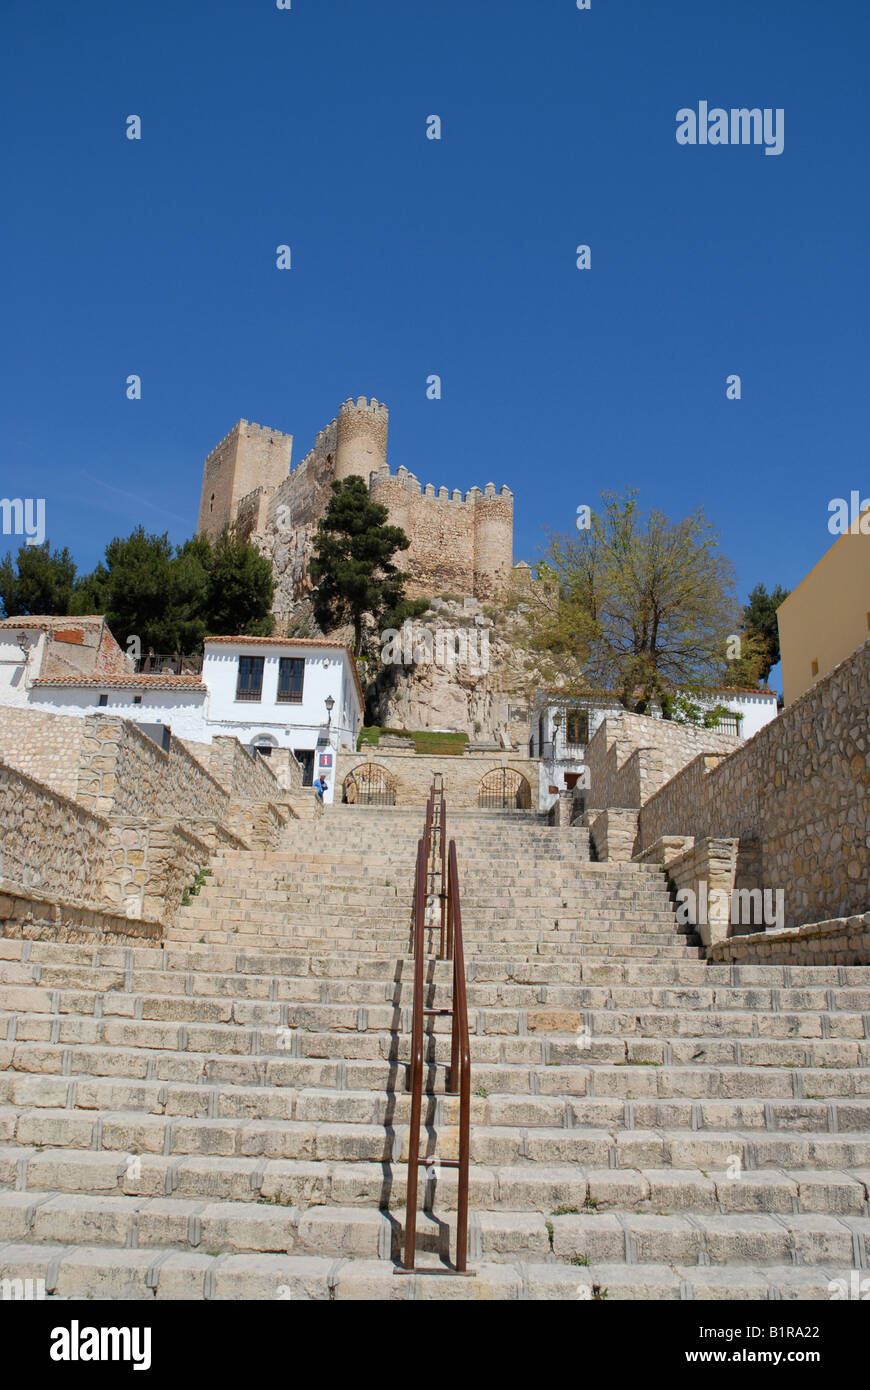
[197,396,515,625]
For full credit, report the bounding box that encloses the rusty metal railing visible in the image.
[398,776,473,1275]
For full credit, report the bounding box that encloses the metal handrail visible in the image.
[399,777,472,1275]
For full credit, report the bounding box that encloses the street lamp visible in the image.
[325,695,335,732]
[552,708,563,746]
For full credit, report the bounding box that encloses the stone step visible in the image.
[1,1073,869,1134]
[5,1012,869,1068]
[7,939,865,987]
[0,1191,865,1270]
[2,985,867,1037]
[11,966,865,1014]
[2,1109,870,1168]
[0,1242,849,1299]
[2,1149,866,1217]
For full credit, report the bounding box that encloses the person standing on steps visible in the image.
[313,774,328,819]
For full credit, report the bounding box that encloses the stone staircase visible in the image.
[0,803,868,1299]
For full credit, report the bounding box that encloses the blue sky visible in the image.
[3,0,868,682]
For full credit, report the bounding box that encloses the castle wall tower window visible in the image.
[277,657,305,704]
[209,493,215,513]
[235,655,264,702]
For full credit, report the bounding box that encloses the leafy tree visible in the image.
[309,476,411,656]
[0,541,77,617]
[504,490,740,712]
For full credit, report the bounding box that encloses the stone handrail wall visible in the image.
[0,761,108,904]
[75,716,228,822]
[636,639,870,928]
[194,735,282,802]
[585,712,739,810]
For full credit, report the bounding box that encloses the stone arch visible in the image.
[343,762,397,806]
[478,766,532,810]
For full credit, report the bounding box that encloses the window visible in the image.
[236,655,264,701]
[98,694,108,707]
[565,710,589,746]
[133,695,142,706]
[277,657,305,704]
[810,659,819,679]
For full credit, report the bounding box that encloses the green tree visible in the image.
[505,490,740,712]
[738,583,789,685]
[203,528,275,639]
[71,525,275,653]
[0,541,77,617]
[71,527,177,650]
[309,476,411,656]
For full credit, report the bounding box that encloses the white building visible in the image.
[530,685,780,810]
[0,619,364,804]
[197,637,363,797]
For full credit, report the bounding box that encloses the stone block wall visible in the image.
[0,706,85,802]
[636,639,870,928]
[192,735,282,803]
[75,717,228,824]
[586,713,740,810]
[0,761,107,904]
[709,913,870,967]
[335,749,540,808]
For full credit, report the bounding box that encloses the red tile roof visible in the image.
[32,675,204,692]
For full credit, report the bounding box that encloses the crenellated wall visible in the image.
[197,396,514,614]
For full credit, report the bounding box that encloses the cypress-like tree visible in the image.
[309,476,411,656]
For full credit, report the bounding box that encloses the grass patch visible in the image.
[358,726,469,757]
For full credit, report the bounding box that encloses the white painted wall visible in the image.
[0,633,45,707]
[201,643,363,803]
[27,687,208,741]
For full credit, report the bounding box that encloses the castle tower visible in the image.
[334,397,389,484]
[198,421,293,542]
[473,484,514,598]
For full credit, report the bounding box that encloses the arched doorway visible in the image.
[478,767,532,810]
[343,763,397,806]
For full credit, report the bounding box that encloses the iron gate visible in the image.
[344,764,397,806]
[478,768,532,810]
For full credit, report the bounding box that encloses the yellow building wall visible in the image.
[777,512,870,704]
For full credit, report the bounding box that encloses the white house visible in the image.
[198,637,364,798]
[0,619,364,805]
[530,685,780,810]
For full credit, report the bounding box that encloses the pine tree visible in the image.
[0,541,77,617]
[309,476,411,656]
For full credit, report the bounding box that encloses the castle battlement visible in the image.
[372,465,512,509]
[197,393,514,608]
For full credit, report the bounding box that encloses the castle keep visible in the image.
[197,397,514,623]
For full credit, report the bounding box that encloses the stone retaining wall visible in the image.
[0,707,85,802]
[334,749,539,807]
[636,640,870,928]
[0,761,108,904]
[709,913,870,967]
[586,713,740,811]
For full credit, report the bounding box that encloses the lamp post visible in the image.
[325,695,335,735]
[552,707,563,755]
